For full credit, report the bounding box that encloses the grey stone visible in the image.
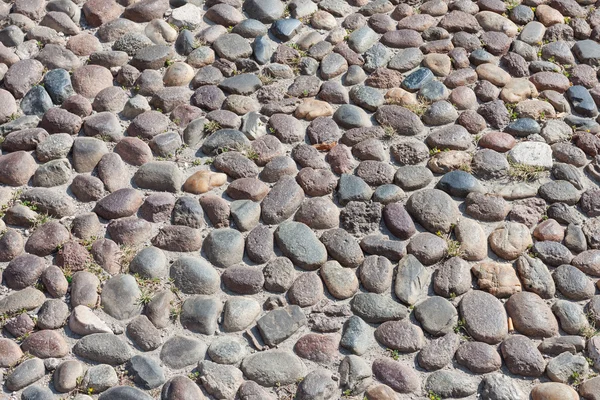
[160,335,206,369]
[275,221,327,270]
[170,256,220,294]
[73,334,133,365]
[257,305,306,346]
[395,254,430,305]
[350,293,409,323]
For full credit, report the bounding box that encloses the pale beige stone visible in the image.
[183,170,227,194]
[294,99,334,120]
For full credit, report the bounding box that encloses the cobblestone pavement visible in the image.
[2,0,600,399]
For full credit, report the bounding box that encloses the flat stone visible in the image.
[240,350,304,387]
[74,333,133,365]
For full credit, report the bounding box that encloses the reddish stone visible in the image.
[225,178,269,201]
[326,144,355,174]
[294,333,339,363]
[56,241,91,271]
[21,330,69,358]
[82,0,124,27]
[114,137,153,166]
[478,132,517,152]
[533,219,565,242]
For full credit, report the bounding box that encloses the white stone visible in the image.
[69,305,112,336]
[169,3,203,29]
[508,142,553,169]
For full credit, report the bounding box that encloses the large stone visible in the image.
[240,350,304,387]
[406,189,459,234]
[73,334,133,365]
[459,290,508,344]
[274,221,327,270]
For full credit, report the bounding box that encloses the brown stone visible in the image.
[471,262,522,298]
[294,333,339,363]
[183,170,227,194]
[82,0,124,28]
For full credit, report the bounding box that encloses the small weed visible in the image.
[192,159,203,166]
[429,147,441,156]
[283,5,290,17]
[343,29,353,41]
[458,163,472,173]
[586,357,595,368]
[508,162,547,182]
[136,289,154,306]
[32,213,51,228]
[453,318,470,339]
[449,292,456,300]
[570,371,582,387]
[429,391,443,400]
[382,125,396,140]
[164,59,175,68]
[539,111,546,121]
[16,332,30,342]
[436,230,463,258]
[20,200,38,211]
[119,245,136,272]
[167,277,181,295]
[258,73,275,85]
[580,325,597,338]
[134,273,161,291]
[299,13,313,24]
[8,113,19,121]
[175,143,188,156]
[85,261,108,283]
[505,0,519,11]
[63,267,73,284]
[386,348,400,360]
[287,43,307,57]
[203,120,222,135]
[403,101,429,116]
[245,149,259,161]
[581,311,599,339]
[188,371,200,380]
[156,108,163,113]
[446,238,462,257]
[505,103,518,120]
[169,304,182,321]
[226,25,233,32]
[204,158,214,165]
[302,89,309,97]
[343,389,352,397]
